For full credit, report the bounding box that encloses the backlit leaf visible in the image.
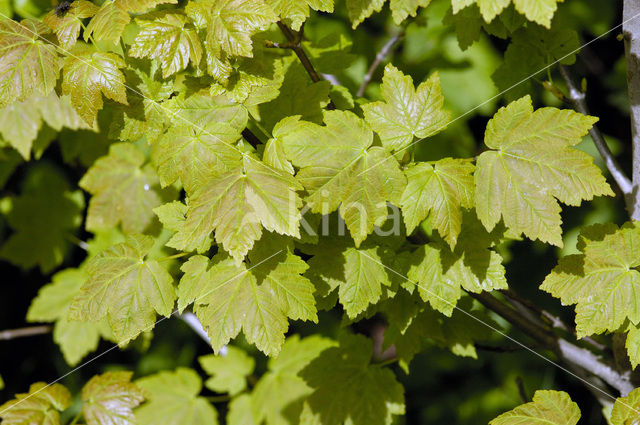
[345,0,385,29]
[70,235,176,342]
[199,346,255,395]
[266,0,334,30]
[0,382,71,425]
[475,96,612,246]
[489,390,580,425]
[84,1,130,43]
[611,387,640,425]
[82,371,144,425]
[43,0,98,49]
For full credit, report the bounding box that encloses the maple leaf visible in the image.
[199,346,255,395]
[452,0,510,23]
[451,0,562,27]
[117,0,178,13]
[152,94,247,194]
[130,11,203,78]
[305,238,393,318]
[70,235,176,342]
[407,219,507,316]
[80,143,165,235]
[389,0,433,24]
[400,158,474,247]
[0,382,71,425]
[84,1,130,43]
[0,19,59,107]
[252,335,336,425]
[475,96,613,246]
[0,164,84,273]
[43,0,98,49]
[345,0,385,28]
[300,333,405,425]
[82,371,144,425]
[27,268,111,366]
[178,235,316,355]
[62,46,128,126]
[611,387,640,425]
[541,222,640,337]
[185,0,277,58]
[266,0,334,30]
[490,390,580,425]
[181,155,302,262]
[135,368,218,425]
[281,110,406,246]
[362,64,449,153]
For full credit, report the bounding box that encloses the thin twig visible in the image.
[623,0,640,220]
[0,325,51,340]
[357,30,405,97]
[558,65,632,199]
[515,377,528,403]
[178,312,210,345]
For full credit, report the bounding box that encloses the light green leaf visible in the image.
[0,382,71,425]
[152,95,246,194]
[43,0,99,49]
[84,1,130,43]
[300,333,405,425]
[70,235,176,342]
[281,110,406,245]
[512,0,562,28]
[227,394,257,425]
[135,368,218,425]
[80,143,164,235]
[130,11,203,78]
[452,0,510,23]
[266,0,334,30]
[263,116,297,174]
[541,222,640,337]
[0,165,84,272]
[27,268,109,365]
[306,240,392,318]
[185,0,277,58]
[400,158,474,247]
[407,233,507,316]
[489,390,580,425]
[345,0,385,29]
[82,371,144,425]
[199,346,255,395]
[611,387,640,425]
[475,96,612,246]
[62,46,128,125]
[389,0,432,24]
[0,19,59,107]
[252,335,336,425]
[625,323,640,370]
[116,0,178,13]
[362,64,449,153]
[154,201,212,253]
[181,155,302,262]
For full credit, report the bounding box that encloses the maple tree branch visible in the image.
[275,21,322,83]
[357,29,405,98]
[178,312,210,345]
[515,377,528,403]
[0,325,51,340]
[470,292,634,396]
[558,65,632,201]
[623,0,640,220]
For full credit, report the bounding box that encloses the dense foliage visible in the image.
[0,0,639,423]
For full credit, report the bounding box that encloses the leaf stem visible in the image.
[0,325,52,340]
[156,252,189,262]
[357,29,405,98]
[68,411,83,425]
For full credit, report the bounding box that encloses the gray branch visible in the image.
[357,30,405,98]
[624,0,640,220]
[178,312,211,345]
[558,65,632,200]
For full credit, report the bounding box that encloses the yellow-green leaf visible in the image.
[62,47,128,125]
[0,382,71,425]
[43,0,98,49]
[266,0,334,30]
[70,235,176,342]
[475,96,612,246]
[0,19,59,107]
[362,64,449,153]
[199,346,255,395]
[281,111,406,246]
[345,0,385,29]
[541,222,640,337]
[400,158,474,247]
[82,371,144,425]
[389,0,432,24]
[611,387,640,425]
[135,368,218,425]
[130,11,203,78]
[489,390,580,425]
[84,1,130,43]
[80,143,164,234]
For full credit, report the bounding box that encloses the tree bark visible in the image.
[624,0,640,219]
